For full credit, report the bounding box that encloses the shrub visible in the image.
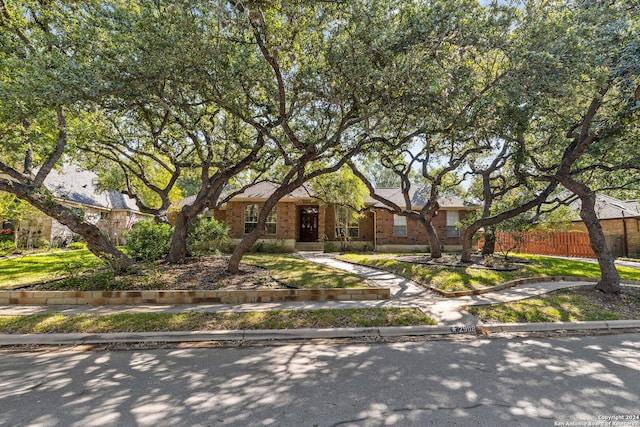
[124,220,172,261]
[67,242,88,250]
[0,240,16,255]
[32,238,50,250]
[187,217,230,254]
[250,241,287,253]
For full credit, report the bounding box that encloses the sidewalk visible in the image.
[1,254,639,346]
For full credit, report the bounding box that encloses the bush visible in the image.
[124,220,173,261]
[250,241,287,253]
[32,238,50,250]
[0,240,16,255]
[187,217,230,254]
[67,242,88,250]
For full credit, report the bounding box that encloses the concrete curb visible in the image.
[1,320,638,346]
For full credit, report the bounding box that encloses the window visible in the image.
[244,204,258,234]
[336,206,359,238]
[393,214,407,237]
[446,210,460,237]
[265,206,277,235]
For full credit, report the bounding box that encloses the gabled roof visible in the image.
[569,193,640,220]
[44,164,141,212]
[228,181,315,200]
[213,182,474,209]
[372,187,474,210]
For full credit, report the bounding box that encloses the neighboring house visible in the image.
[567,194,640,258]
[11,165,151,248]
[492,193,640,258]
[207,182,478,252]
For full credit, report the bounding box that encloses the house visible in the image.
[491,193,640,258]
[8,165,152,248]
[208,182,478,252]
[567,194,640,258]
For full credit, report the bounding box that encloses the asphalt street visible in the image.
[1,333,639,427]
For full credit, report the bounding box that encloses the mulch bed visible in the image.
[395,255,518,271]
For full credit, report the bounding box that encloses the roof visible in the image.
[204,182,474,209]
[372,187,474,209]
[44,165,141,212]
[228,181,314,200]
[569,193,640,220]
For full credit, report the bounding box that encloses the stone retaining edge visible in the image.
[0,288,391,305]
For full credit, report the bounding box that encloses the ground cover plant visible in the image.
[0,251,365,291]
[0,308,435,334]
[465,286,640,323]
[0,249,104,289]
[338,253,640,292]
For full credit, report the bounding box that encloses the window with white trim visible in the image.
[265,206,277,235]
[446,210,460,237]
[393,214,407,237]
[244,204,258,234]
[336,206,359,238]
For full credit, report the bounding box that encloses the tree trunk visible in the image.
[461,222,481,262]
[481,226,496,257]
[166,210,190,263]
[579,193,621,294]
[0,180,132,271]
[228,227,263,273]
[423,220,442,258]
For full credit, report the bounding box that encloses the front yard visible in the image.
[337,253,640,292]
[0,252,365,291]
[1,250,639,332]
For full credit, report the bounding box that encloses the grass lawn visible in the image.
[0,249,103,289]
[244,254,363,288]
[0,252,364,291]
[338,253,640,292]
[465,286,640,323]
[0,308,435,334]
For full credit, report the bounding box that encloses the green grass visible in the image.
[465,288,640,323]
[0,252,365,291]
[244,254,363,288]
[338,253,640,292]
[0,249,104,289]
[0,308,435,334]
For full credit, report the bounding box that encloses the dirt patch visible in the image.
[23,256,288,291]
[147,256,287,290]
[557,285,640,320]
[396,254,518,271]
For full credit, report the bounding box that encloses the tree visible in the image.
[60,0,276,263]
[0,1,131,268]
[346,0,514,258]
[311,167,369,250]
[512,0,640,293]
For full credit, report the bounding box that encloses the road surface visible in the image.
[1,334,639,426]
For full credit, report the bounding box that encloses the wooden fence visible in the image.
[487,231,596,258]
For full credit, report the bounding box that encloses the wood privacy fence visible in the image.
[488,231,596,258]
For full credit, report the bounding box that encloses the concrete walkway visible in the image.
[299,254,604,324]
[1,254,639,346]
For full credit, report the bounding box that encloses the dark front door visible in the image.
[299,207,319,242]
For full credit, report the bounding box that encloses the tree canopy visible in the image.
[1,0,638,286]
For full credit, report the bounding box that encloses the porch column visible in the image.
[318,205,326,242]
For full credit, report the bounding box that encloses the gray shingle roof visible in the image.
[44,165,140,211]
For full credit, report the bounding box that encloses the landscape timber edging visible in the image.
[0,287,391,305]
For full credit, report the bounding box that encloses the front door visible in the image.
[299,207,319,242]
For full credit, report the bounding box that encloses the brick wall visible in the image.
[224,201,299,240]
[571,218,640,257]
[323,208,374,242]
[375,208,471,247]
